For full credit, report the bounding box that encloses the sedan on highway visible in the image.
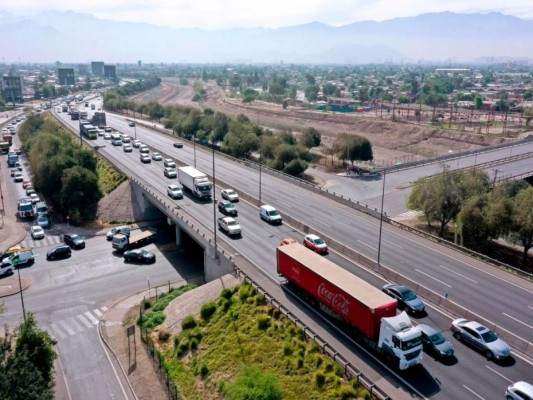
[218,200,238,216]
[167,184,183,199]
[128,121,135,127]
[63,233,85,249]
[415,324,454,360]
[140,155,151,163]
[382,283,425,316]
[164,168,177,178]
[221,189,239,202]
[303,234,328,254]
[46,245,71,261]
[173,142,183,148]
[152,152,163,161]
[132,140,141,148]
[13,172,23,182]
[31,225,45,240]
[123,144,133,152]
[450,318,511,360]
[123,249,156,264]
[103,133,112,140]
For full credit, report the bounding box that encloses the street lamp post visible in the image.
[377,168,387,267]
[259,151,262,203]
[133,109,137,139]
[212,140,218,260]
[193,134,197,168]
[17,268,26,322]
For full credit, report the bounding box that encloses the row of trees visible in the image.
[408,167,533,263]
[18,114,102,222]
[0,313,57,399]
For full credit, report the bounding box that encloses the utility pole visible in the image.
[377,168,386,267]
[492,169,499,195]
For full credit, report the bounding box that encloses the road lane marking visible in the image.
[313,217,332,228]
[58,320,76,336]
[93,308,103,317]
[68,317,85,333]
[439,265,478,283]
[485,365,513,383]
[382,238,403,249]
[84,311,99,325]
[101,306,108,312]
[50,323,66,339]
[502,313,533,330]
[414,269,452,288]
[77,314,94,329]
[277,201,292,209]
[528,306,533,310]
[357,240,378,252]
[462,385,485,399]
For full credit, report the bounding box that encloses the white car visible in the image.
[221,189,239,202]
[104,133,112,140]
[218,217,242,236]
[167,184,183,199]
[164,168,177,178]
[29,193,40,205]
[121,134,131,143]
[97,129,105,137]
[31,225,45,240]
[152,152,162,161]
[132,140,141,148]
[123,144,133,152]
[139,145,149,154]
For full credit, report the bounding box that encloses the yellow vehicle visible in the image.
[2,245,32,257]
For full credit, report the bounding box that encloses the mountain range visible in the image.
[1,11,532,64]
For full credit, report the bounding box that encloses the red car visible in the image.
[22,180,32,189]
[303,234,328,254]
[12,148,21,155]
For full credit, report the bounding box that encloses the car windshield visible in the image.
[313,238,325,245]
[402,336,422,350]
[226,204,235,209]
[430,333,446,345]
[227,221,238,226]
[481,330,498,343]
[227,190,235,195]
[268,210,279,216]
[402,290,417,301]
[71,235,80,240]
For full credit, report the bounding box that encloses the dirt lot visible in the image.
[135,78,524,165]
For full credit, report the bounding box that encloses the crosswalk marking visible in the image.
[50,323,66,339]
[58,319,76,336]
[20,234,62,249]
[84,311,99,325]
[77,314,94,329]
[47,307,107,341]
[394,210,424,219]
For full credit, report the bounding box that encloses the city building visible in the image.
[91,61,104,76]
[104,65,117,80]
[57,68,75,85]
[1,76,24,103]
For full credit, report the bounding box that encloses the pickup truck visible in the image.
[218,217,242,236]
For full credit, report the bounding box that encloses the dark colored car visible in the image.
[123,249,156,264]
[218,200,238,216]
[382,284,425,315]
[415,324,454,360]
[46,245,72,260]
[173,142,183,148]
[63,233,85,249]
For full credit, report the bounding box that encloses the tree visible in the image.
[511,186,533,262]
[0,313,57,400]
[223,125,259,159]
[304,85,320,102]
[334,134,373,165]
[474,96,483,110]
[59,166,101,222]
[283,158,308,177]
[299,127,321,149]
[459,195,490,249]
[322,83,337,96]
[242,87,258,103]
[268,82,284,95]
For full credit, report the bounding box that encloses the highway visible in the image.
[50,103,533,398]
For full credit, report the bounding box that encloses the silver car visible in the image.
[450,318,511,360]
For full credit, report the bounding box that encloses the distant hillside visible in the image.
[0,11,531,63]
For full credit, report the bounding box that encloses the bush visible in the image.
[272,308,281,319]
[283,342,293,356]
[158,329,170,342]
[182,316,197,330]
[176,341,189,357]
[173,336,180,349]
[222,366,282,400]
[199,363,209,378]
[200,302,217,321]
[143,300,152,310]
[336,386,358,399]
[220,298,233,312]
[257,315,271,330]
[220,288,233,300]
[254,293,266,305]
[190,338,199,350]
[315,371,326,387]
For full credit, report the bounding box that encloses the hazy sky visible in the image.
[1,0,532,29]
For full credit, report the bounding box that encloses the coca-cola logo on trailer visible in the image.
[317,283,351,316]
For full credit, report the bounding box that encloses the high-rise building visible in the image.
[138,60,142,67]
[104,65,117,80]
[1,76,23,103]
[58,68,75,85]
[91,61,104,76]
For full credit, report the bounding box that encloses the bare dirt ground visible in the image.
[138,77,522,165]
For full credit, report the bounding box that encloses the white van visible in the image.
[111,133,122,146]
[1,250,35,268]
[259,205,282,225]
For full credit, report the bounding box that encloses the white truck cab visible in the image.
[378,312,423,370]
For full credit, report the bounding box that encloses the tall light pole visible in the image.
[259,150,262,203]
[212,137,218,260]
[377,168,386,267]
[193,133,197,168]
[133,108,137,139]
[17,268,26,322]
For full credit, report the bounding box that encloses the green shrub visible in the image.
[177,341,189,357]
[336,386,358,399]
[257,315,270,330]
[190,327,203,341]
[324,362,334,373]
[297,356,304,369]
[199,363,209,378]
[315,371,326,387]
[143,300,152,310]
[182,316,197,330]
[254,293,266,305]
[190,338,199,350]
[272,308,281,319]
[220,288,233,299]
[220,298,233,312]
[200,302,217,320]
[222,366,282,400]
[142,311,166,330]
[283,342,293,356]
[173,336,180,349]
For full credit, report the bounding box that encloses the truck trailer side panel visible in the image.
[277,244,397,340]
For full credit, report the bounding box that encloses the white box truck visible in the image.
[178,166,212,199]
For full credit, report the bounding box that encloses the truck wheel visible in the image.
[384,353,393,366]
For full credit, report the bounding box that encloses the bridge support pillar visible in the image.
[204,244,234,283]
[175,225,182,246]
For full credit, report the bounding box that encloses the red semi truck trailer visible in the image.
[277,243,423,370]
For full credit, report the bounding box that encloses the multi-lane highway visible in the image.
[50,102,533,399]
